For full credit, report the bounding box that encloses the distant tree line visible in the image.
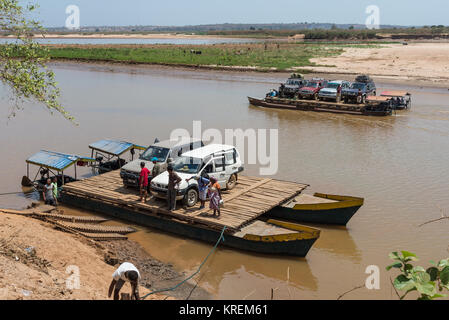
[302,29,378,40]
[205,26,449,40]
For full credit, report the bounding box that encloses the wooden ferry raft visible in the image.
[61,170,308,233]
[60,170,321,256]
[248,96,393,116]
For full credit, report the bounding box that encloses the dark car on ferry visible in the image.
[341,75,376,104]
[278,74,307,98]
[297,79,328,100]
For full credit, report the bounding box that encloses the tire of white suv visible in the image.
[183,188,199,207]
[226,174,238,190]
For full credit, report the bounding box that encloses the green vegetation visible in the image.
[0,0,70,122]
[39,43,380,71]
[205,26,449,40]
[209,29,378,40]
[387,251,449,300]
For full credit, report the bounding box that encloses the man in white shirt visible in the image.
[108,262,141,300]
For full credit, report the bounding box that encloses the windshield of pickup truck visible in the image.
[305,81,319,88]
[326,83,341,89]
[286,79,302,85]
[351,83,366,90]
[173,156,203,174]
[140,146,170,162]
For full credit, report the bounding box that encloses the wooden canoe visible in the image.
[266,193,364,226]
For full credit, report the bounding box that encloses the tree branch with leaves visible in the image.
[0,0,74,122]
[387,251,449,300]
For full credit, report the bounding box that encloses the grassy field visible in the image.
[42,43,381,71]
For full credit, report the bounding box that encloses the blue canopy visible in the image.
[89,140,146,156]
[26,150,95,171]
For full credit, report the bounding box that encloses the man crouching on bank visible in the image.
[108,262,141,300]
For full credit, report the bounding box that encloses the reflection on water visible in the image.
[309,225,362,263]
[128,227,318,293]
[1,62,449,299]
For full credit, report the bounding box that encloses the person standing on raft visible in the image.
[208,177,222,217]
[139,162,150,203]
[51,177,58,205]
[186,174,210,209]
[42,178,55,206]
[167,165,181,211]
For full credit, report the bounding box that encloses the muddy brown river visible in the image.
[1,62,449,299]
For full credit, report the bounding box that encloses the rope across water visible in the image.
[140,226,227,300]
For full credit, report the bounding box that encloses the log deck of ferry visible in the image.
[248,96,395,116]
[60,170,321,257]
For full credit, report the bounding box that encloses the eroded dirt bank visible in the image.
[0,211,208,300]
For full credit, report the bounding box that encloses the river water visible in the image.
[1,62,448,300]
[0,37,261,45]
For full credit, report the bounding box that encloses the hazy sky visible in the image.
[25,0,449,27]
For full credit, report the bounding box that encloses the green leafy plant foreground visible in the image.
[387,251,449,300]
[0,0,71,122]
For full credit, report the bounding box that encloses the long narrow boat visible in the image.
[248,96,393,116]
[266,193,364,226]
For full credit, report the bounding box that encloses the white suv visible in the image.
[150,144,244,207]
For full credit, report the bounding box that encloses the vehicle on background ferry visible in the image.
[298,78,328,100]
[318,80,351,102]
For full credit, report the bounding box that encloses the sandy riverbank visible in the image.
[302,42,449,85]
[0,209,204,300]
